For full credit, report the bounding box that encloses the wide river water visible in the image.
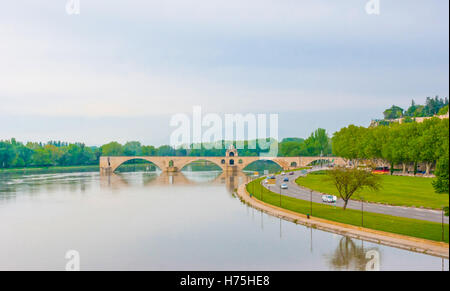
[0,171,448,271]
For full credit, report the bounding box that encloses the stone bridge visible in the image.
[100,146,347,174]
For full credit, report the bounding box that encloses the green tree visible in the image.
[332,125,367,166]
[101,142,123,156]
[388,123,414,173]
[326,167,381,210]
[405,99,418,117]
[438,105,449,115]
[383,105,404,119]
[0,141,15,168]
[32,145,62,166]
[432,155,449,194]
[417,118,441,175]
[14,143,34,167]
[423,96,448,116]
[157,145,175,156]
[142,145,157,156]
[279,141,302,157]
[123,141,142,156]
[304,128,332,156]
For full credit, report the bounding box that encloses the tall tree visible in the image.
[383,105,404,119]
[433,154,449,194]
[123,141,142,156]
[101,142,123,156]
[326,167,381,210]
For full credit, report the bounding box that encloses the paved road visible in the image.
[261,168,449,224]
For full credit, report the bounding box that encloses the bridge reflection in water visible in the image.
[100,170,253,193]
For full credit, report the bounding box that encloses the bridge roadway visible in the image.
[261,167,449,224]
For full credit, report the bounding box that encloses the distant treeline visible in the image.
[0,128,332,169]
[333,117,449,177]
[383,96,449,120]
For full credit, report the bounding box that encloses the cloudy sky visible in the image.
[0,0,448,146]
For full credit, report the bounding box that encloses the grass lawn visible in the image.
[247,178,449,243]
[296,172,449,210]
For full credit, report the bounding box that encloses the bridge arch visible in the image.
[240,158,284,172]
[107,157,166,173]
[179,159,223,172]
[174,157,226,172]
[113,158,162,172]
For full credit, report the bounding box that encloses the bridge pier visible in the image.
[224,165,238,174]
[166,166,178,173]
[100,166,112,175]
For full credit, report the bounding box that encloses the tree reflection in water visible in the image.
[327,236,380,271]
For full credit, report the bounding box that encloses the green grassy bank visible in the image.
[296,171,449,209]
[247,178,449,243]
[0,165,100,175]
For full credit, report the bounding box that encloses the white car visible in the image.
[281,172,286,175]
[281,184,288,189]
[322,195,337,203]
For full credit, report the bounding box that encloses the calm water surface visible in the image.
[0,171,448,271]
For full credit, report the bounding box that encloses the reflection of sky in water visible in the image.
[180,171,222,183]
[0,172,448,271]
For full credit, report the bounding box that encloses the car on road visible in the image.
[322,195,337,203]
[283,177,289,182]
[281,172,286,175]
[281,184,288,189]
[289,172,294,175]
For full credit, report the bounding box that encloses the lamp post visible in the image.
[320,150,323,168]
[279,183,282,207]
[361,196,364,227]
[442,206,445,242]
[310,189,313,217]
[252,176,255,198]
[261,178,264,201]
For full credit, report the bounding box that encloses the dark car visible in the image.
[283,177,289,182]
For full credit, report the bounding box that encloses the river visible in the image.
[0,171,448,271]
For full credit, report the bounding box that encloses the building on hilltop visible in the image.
[370,111,449,127]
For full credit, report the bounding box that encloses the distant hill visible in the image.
[382,96,448,120]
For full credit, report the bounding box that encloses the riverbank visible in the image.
[0,164,157,175]
[248,177,448,241]
[0,165,100,175]
[236,182,449,259]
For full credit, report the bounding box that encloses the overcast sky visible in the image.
[0,0,448,146]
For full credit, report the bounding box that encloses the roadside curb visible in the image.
[236,183,449,259]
